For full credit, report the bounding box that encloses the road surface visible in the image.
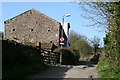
[27,61,98,78]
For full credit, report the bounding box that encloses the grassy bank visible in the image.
[2,40,48,78]
[97,58,120,79]
[3,63,48,78]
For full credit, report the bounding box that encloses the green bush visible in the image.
[53,48,80,65]
[69,31,93,58]
[58,48,80,65]
[62,49,75,65]
[97,58,120,78]
[71,49,80,62]
[97,3,120,79]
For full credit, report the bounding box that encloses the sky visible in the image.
[1,2,106,47]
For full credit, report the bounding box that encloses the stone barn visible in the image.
[4,9,70,48]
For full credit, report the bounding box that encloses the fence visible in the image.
[41,48,60,65]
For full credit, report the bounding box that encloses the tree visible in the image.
[69,30,93,57]
[90,36,100,54]
[78,2,114,29]
[77,2,120,77]
[104,2,120,70]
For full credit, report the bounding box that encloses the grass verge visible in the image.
[3,63,48,78]
[97,58,120,79]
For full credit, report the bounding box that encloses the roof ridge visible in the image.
[4,9,33,22]
[32,9,60,23]
[4,8,60,24]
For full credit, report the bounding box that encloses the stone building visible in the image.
[0,31,3,39]
[4,9,70,48]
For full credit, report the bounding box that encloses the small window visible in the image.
[13,28,15,31]
[30,29,33,31]
[30,12,32,14]
[48,29,50,32]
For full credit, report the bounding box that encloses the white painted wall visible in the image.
[61,22,70,48]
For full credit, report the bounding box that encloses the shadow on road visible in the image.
[26,61,98,78]
[74,61,97,67]
[26,64,73,78]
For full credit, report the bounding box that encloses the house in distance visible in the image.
[4,9,71,48]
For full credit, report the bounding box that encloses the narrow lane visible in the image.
[27,62,98,78]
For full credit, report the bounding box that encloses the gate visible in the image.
[39,42,60,64]
[41,48,60,64]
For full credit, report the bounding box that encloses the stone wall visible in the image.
[4,9,60,46]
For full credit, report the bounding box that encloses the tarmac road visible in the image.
[27,61,98,78]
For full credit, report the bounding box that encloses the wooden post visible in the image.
[60,50,62,65]
[48,51,51,65]
[39,42,43,63]
[39,42,41,53]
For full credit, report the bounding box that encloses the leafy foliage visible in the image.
[97,58,120,78]
[69,30,93,57]
[54,48,80,65]
[90,36,100,54]
[103,2,120,71]
[78,2,120,78]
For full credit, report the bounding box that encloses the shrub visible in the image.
[97,58,120,78]
[54,48,80,65]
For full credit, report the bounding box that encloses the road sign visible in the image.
[60,37,64,42]
[60,43,64,45]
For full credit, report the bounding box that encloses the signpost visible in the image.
[60,14,71,65]
[60,37,64,42]
[60,43,64,45]
[60,37,64,65]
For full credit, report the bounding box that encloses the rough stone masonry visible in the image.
[4,9,62,47]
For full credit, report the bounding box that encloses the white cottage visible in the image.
[61,22,70,48]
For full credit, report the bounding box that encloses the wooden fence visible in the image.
[39,42,60,65]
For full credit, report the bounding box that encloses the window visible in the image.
[30,12,32,14]
[30,29,33,31]
[13,28,15,31]
[48,29,50,32]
